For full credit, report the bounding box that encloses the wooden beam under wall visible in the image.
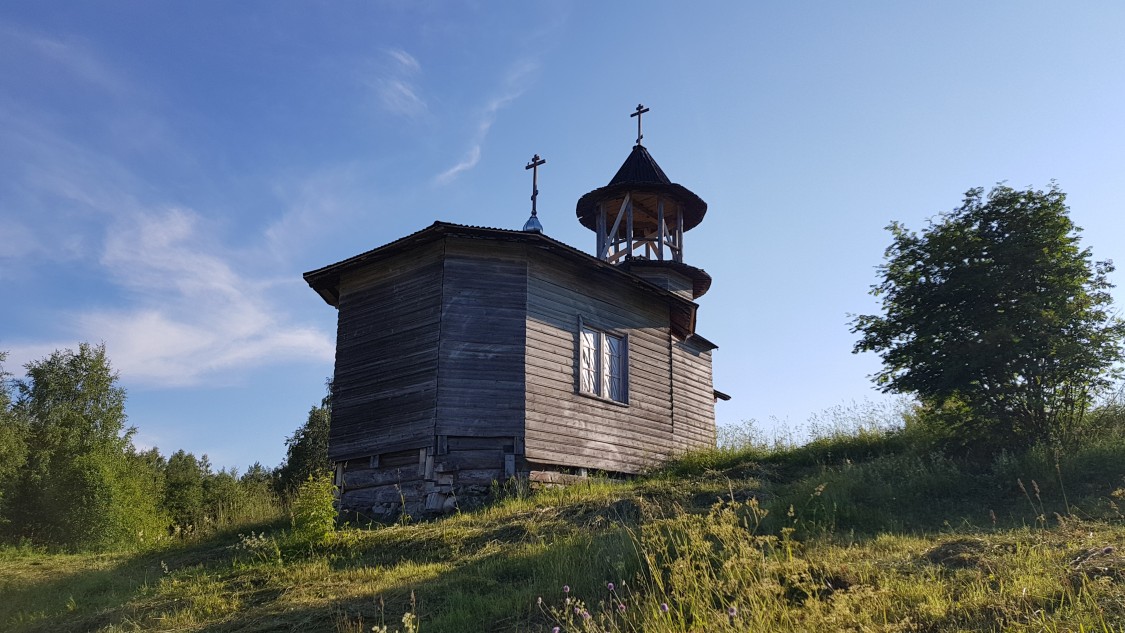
[657,197,665,261]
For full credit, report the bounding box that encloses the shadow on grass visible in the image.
[3,505,639,633]
[1,520,283,633]
[207,529,637,633]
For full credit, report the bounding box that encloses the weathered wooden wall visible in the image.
[436,239,527,441]
[324,228,716,516]
[332,236,529,518]
[524,247,674,474]
[672,336,717,451]
[329,240,443,462]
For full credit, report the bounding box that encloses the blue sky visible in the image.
[2,3,1123,471]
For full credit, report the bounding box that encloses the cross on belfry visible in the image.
[525,154,546,217]
[631,103,650,145]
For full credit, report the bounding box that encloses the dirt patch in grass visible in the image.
[923,538,991,570]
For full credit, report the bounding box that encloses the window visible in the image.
[579,324,627,403]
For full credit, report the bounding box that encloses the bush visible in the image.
[288,471,337,548]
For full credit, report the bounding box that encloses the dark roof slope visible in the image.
[576,144,708,232]
[609,143,672,185]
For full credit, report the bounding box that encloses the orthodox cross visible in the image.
[525,154,546,217]
[631,103,650,145]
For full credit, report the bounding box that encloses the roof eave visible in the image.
[303,222,700,327]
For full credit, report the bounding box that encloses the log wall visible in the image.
[329,240,443,462]
[672,336,717,451]
[524,247,674,474]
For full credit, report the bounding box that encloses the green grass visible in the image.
[3,423,1125,632]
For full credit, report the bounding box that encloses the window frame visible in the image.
[577,317,629,405]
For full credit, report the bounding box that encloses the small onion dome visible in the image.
[576,144,707,233]
[522,212,543,233]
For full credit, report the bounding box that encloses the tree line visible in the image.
[0,344,330,551]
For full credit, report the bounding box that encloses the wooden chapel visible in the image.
[304,106,728,517]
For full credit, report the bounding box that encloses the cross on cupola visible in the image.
[631,104,650,146]
[522,153,546,233]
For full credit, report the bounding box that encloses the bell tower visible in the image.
[575,104,712,300]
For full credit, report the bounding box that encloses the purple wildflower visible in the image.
[582,610,591,620]
[660,602,670,613]
[618,603,626,613]
[563,585,570,593]
[728,606,738,617]
[552,628,560,633]
[607,582,615,591]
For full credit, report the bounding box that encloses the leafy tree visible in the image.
[163,449,207,531]
[275,392,331,497]
[242,461,274,488]
[852,184,1125,451]
[6,343,166,549]
[203,467,244,526]
[0,353,29,524]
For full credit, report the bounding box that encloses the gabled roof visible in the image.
[303,221,702,338]
[576,144,708,232]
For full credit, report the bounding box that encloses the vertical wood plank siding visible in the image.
[524,250,674,473]
[672,337,717,451]
[436,240,527,439]
[329,241,443,461]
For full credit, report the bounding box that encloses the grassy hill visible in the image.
[4,414,1125,632]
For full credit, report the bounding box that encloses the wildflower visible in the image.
[618,603,626,613]
[575,606,582,615]
[607,582,615,591]
[552,628,560,633]
[582,610,591,620]
[660,603,670,613]
[563,585,570,593]
[537,596,542,605]
[728,606,738,617]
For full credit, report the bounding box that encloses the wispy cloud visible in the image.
[80,208,334,387]
[372,48,427,119]
[387,48,420,73]
[435,59,539,184]
[2,206,335,387]
[263,165,363,262]
[0,21,133,98]
[0,29,336,387]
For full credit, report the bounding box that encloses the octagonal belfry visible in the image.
[576,114,712,301]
